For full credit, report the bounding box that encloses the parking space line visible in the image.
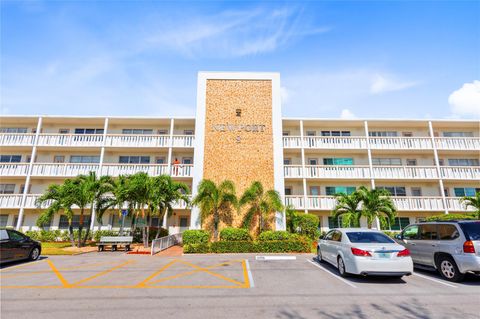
[136,259,179,287]
[412,272,458,288]
[72,260,136,286]
[306,259,357,288]
[177,260,245,286]
[245,259,254,288]
[47,260,72,288]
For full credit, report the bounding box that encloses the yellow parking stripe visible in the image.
[47,260,71,288]
[136,259,179,287]
[72,260,135,286]
[176,260,244,286]
[242,260,250,288]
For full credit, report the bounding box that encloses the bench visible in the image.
[97,236,133,252]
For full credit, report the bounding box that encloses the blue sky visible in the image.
[1,1,479,119]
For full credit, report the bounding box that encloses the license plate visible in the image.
[376,252,391,258]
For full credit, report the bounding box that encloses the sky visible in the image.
[1,0,479,120]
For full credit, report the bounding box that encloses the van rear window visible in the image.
[460,222,480,241]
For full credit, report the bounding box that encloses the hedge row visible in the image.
[425,213,478,221]
[219,227,252,241]
[21,229,169,243]
[184,238,312,254]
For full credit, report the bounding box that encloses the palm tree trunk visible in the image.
[82,201,94,246]
[78,208,84,248]
[68,222,75,247]
[213,209,219,241]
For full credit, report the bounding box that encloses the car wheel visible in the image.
[317,247,323,263]
[436,256,464,282]
[337,257,348,277]
[29,247,40,261]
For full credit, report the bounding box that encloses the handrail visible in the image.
[151,233,183,255]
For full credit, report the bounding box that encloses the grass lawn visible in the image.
[41,242,96,255]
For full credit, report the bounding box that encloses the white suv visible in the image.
[395,221,480,282]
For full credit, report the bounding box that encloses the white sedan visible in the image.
[317,228,413,278]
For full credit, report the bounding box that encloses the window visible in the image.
[328,217,340,229]
[58,215,91,229]
[448,159,479,166]
[282,131,290,136]
[402,225,419,240]
[454,188,480,197]
[284,187,292,196]
[182,157,192,165]
[58,129,70,134]
[346,232,394,243]
[54,155,65,163]
[19,184,30,194]
[0,184,15,194]
[323,158,354,165]
[7,230,25,241]
[444,188,450,197]
[324,230,335,240]
[70,156,100,163]
[0,229,8,240]
[321,131,351,136]
[308,158,318,165]
[310,186,320,196]
[383,217,410,231]
[406,159,417,166]
[0,155,21,162]
[118,156,150,164]
[369,131,398,137]
[184,130,194,135]
[402,132,413,137]
[332,231,342,241]
[326,187,356,195]
[438,159,445,166]
[419,224,438,240]
[378,186,406,197]
[157,129,168,135]
[372,158,402,166]
[155,157,166,164]
[74,128,104,134]
[443,132,473,137]
[438,224,460,240]
[0,127,28,133]
[306,131,316,136]
[179,217,189,227]
[122,129,153,135]
[235,109,242,117]
[283,158,291,165]
[0,214,8,227]
[411,187,422,196]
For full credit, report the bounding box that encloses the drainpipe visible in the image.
[429,121,448,214]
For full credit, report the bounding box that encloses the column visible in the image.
[17,117,42,230]
[428,121,448,214]
[167,118,174,174]
[363,120,375,189]
[300,120,308,213]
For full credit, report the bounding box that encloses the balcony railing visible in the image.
[0,163,30,176]
[305,165,371,179]
[37,134,104,147]
[0,133,36,146]
[30,163,100,177]
[304,136,368,149]
[440,166,480,180]
[369,137,433,150]
[283,195,471,212]
[105,134,169,148]
[435,137,480,151]
[372,166,438,180]
[172,135,194,148]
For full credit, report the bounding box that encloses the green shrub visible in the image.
[211,241,256,253]
[258,230,294,241]
[382,231,400,238]
[425,213,477,221]
[183,230,210,245]
[293,214,320,240]
[93,230,119,242]
[219,227,252,241]
[255,238,311,253]
[131,227,168,243]
[183,243,210,254]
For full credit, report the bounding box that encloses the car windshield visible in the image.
[460,222,480,241]
[346,232,395,243]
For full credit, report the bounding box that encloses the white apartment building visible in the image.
[0,72,479,233]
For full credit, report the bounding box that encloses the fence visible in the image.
[151,233,183,255]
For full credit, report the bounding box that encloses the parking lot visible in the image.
[1,253,479,319]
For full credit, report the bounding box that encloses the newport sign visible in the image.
[212,123,267,133]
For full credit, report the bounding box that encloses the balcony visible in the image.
[0,163,30,176]
[102,164,193,178]
[37,134,104,147]
[105,134,169,148]
[369,137,432,150]
[0,133,35,146]
[435,137,480,151]
[304,136,367,149]
[440,166,480,180]
[372,166,438,180]
[284,195,471,212]
[284,165,371,179]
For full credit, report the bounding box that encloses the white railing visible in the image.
[391,196,444,211]
[307,196,337,210]
[441,166,480,180]
[305,165,371,179]
[105,134,169,148]
[435,137,480,151]
[101,164,169,176]
[372,166,438,179]
[445,197,474,212]
[284,195,305,209]
[0,133,36,146]
[0,194,24,208]
[304,136,367,149]
[283,136,303,148]
[0,163,30,176]
[284,165,304,178]
[170,164,194,177]
[31,163,100,177]
[37,134,104,147]
[172,135,194,148]
[369,137,432,150]
[151,233,182,255]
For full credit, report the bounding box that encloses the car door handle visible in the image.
[431,244,437,247]
[410,243,416,246]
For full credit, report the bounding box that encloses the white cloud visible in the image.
[340,109,356,119]
[370,74,418,94]
[448,80,480,117]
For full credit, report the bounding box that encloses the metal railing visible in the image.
[151,233,183,255]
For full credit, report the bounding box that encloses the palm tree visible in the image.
[356,186,397,229]
[127,172,151,246]
[149,175,190,240]
[68,176,97,247]
[460,192,480,219]
[332,192,362,227]
[78,171,114,245]
[36,181,76,247]
[240,181,284,234]
[192,179,237,241]
[285,205,297,233]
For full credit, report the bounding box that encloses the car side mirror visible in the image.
[394,234,402,240]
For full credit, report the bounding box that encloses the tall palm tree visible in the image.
[149,175,190,240]
[68,176,96,247]
[356,186,397,229]
[460,192,480,219]
[78,171,114,245]
[192,179,237,241]
[127,172,151,246]
[36,181,76,247]
[240,181,284,234]
[332,192,362,227]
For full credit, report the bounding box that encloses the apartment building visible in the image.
[1,72,479,233]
